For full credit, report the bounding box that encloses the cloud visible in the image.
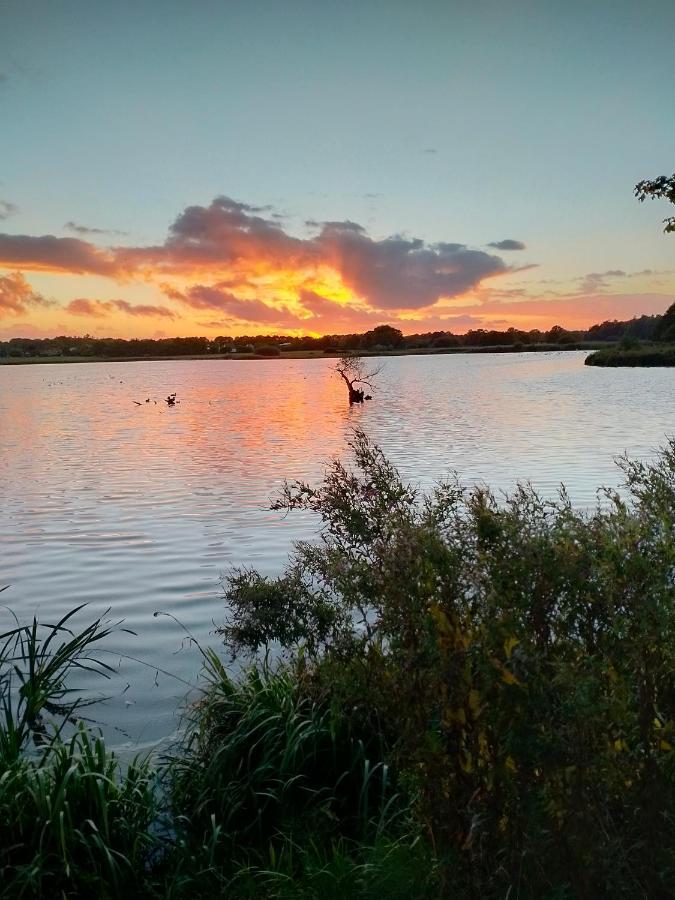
[306,219,366,233]
[171,283,299,325]
[0,201,17,220]
[114,196,307,276]
[298,290,384,329]
[0,195,518,313]
[487,239,526,251]
[316,223,509,309]
[126,197,515,310]
[65,221,128,237]
[578,269,626,293]
[0,272,51,317]
[66,298,110,317]
[65,298,175,318]
[112,299,175,318]
[0,233,117,275]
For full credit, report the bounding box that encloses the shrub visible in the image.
[221,430,675,897]
[254,344,281,356]
[586,344,675,366]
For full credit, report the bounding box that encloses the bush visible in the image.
[586,344,675,366]
[221,430,675,897]
[254,344,281,356]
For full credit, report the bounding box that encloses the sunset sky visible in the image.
[1,0,673,339]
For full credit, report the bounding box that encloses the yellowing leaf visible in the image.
[468,689,481,717]
[490,656,522,686]
[503,636,519,659]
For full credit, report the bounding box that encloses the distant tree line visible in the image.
[0,312,670,359]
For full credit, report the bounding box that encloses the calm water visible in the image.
[1,352,673,750]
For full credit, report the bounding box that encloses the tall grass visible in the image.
[0,603,132,757]
[161,651,423,896]
[0,603,157,898]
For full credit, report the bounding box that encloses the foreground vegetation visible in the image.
[2,433,675,897]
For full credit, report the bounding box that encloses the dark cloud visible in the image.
[0,201,17,220]
[487,239,526,251]
[307,220,366,234]
[0,272,51,317]
[0,233,117,275]
[316,226,509,309]
[65,221,128,237]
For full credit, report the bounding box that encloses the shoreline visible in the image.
[0,341,608,366]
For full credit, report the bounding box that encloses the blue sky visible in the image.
[1,0,673,337]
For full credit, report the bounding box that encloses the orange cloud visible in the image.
[1,196,673,339]
[0,271,52,317]
[0,197,516,313]
[65,298,176,318]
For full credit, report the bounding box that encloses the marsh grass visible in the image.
[0,603,157,898]
[0,603,134,757]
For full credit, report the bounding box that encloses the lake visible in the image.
[1,351,673,751]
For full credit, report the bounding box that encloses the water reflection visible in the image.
[0,352,673,748]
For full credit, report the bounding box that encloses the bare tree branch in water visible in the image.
[334,355,382,403]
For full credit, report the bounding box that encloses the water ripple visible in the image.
[1,353,673,749]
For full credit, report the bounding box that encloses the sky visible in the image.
[0,0,673,339]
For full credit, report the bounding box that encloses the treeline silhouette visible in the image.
[0,314,662,359]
